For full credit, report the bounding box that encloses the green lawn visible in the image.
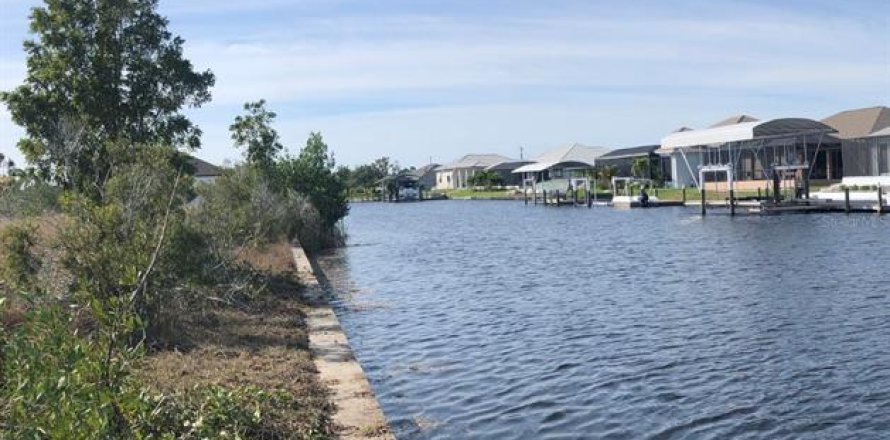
[434,189,520,200]
[651,187,787,202]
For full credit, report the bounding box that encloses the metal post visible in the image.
[845,187,851,214]
[701,186,707,216]
[523,176,528,205]
[804,173,810,200]
[729,189,736,216]
[593,178,598,202]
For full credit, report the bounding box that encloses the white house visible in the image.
[513,143,611,191]
[435,154,514,190]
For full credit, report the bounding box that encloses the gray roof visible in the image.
[411,163,440,177]
[485,160,534,172]
[868,126,890,138]
[710,114,760,128]
[187,156,223,177]
[659,118,835,152]
[598,145,660,160]
[439,154,514,170]
[822,106,890,139]
[513,143,611,173]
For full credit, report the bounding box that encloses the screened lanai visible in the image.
[658,118,840,190]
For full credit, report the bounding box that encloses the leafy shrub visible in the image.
[0,299,313,439]
[0,181,60,217]
[191,167,325,255]
[271,133,348,248]
[0,222,40,293]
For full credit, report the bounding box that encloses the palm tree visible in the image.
[469,170,502,190]
[631,157,650,179]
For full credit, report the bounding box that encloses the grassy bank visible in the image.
[137,240,331,438]
[434,189,520,200]
[0,160,337,438]
[652,188,775,202]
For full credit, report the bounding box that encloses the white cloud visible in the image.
[1,0,888,169]
[186,11,889,108]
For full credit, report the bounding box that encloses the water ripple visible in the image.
[319,201,890,439]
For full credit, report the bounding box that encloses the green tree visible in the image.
[631,157,651,178]
[349,157,398,189]
[273,132,348,242]
[0,0,215,192]
[594,165,617,190]
[468,170,502,190]
[229,100,283,171]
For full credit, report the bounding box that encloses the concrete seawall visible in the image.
[292,245,393,440]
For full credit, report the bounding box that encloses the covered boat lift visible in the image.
[513,143,610,206]
[658,118,840,214]
[659,118,838,191]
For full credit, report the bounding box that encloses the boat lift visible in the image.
[610,177,659,207]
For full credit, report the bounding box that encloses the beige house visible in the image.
[435,154,513,190]
[822,106,890,183]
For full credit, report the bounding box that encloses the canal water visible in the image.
[318,201,890,439]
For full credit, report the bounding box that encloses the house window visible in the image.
[552,168,563,178]
[447,175,451,183]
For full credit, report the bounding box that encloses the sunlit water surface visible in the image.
[318,201,890,439]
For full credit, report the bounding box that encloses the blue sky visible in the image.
[1,0,889,169]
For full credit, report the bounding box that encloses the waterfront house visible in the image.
[658,115,839,191]
[186,156,223,184]
[821,106,890,186]
[513,143,611,192]
[435,154,514,190]
[597,145,672,183]
[410,163,441,190]
[485,159,534,187]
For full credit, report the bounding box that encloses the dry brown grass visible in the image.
[0,214,71,297]
[137,239,333,437]
[0,297,26,330]
[1,214,70,331]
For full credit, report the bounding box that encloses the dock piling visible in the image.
[844,187,851,214]
[879,187,885,215]
[729,189,736,216]
[701,187,707,216]
[682,187,687,204]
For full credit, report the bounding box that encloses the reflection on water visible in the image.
[318,201,890,439]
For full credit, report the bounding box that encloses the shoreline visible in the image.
[292,244,393,440]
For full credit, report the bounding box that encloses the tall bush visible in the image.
[273,132,348,247]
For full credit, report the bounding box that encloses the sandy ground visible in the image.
[292,245,393,440]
